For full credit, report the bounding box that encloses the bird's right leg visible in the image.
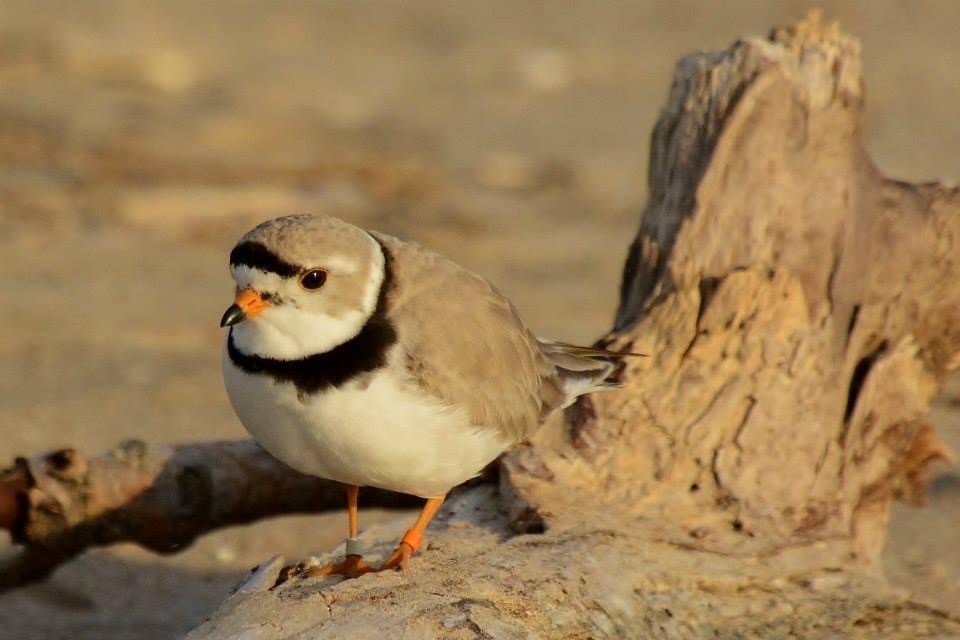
[282,484,375,581]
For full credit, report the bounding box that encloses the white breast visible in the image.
[222,344,510,498]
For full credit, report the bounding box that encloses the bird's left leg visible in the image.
[379,495,446,572]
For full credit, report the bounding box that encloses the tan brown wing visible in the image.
[373,232,563,443]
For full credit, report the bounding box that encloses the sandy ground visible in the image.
[0,2,958,638]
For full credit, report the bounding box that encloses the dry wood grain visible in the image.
[0,440,417,591]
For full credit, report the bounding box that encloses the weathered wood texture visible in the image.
[4,15,960,639]
[186,486,960,640]
[0,440,417,591]
[506,14,958,563]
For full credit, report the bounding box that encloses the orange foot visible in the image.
[276,554,374,585]
[379,526,425,572]
[378,542,415,572]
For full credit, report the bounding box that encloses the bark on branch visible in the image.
[0,440,417,591]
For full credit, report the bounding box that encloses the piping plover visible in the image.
[220,214,635,576]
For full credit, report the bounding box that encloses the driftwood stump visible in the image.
[505,12,959,564]
[3,14,960,639]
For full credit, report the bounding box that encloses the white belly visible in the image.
[222,347,510,498]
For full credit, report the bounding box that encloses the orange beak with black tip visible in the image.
[220,288,270,327]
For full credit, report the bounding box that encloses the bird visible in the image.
[219,213,638,578]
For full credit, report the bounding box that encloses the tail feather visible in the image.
[537,338,645,409]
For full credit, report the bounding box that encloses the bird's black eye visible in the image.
[299,269,328,290]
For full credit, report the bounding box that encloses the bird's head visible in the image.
[221,214,386,360]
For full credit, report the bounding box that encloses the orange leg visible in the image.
[379,495,446,572]
[301,484,375,579]
[346,483,360,538]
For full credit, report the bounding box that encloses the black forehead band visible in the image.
[229,241,302,277]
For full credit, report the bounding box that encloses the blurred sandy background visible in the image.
[0,1,958,638]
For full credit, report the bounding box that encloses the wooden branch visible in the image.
[0,439,418,591]
[185,485,960,639]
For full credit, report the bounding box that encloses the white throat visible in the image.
[229,237,385,360]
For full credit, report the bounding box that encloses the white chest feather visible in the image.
[222,346,510,498]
